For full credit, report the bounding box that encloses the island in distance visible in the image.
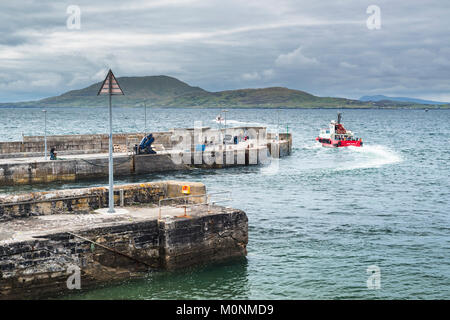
[2,75,448,109]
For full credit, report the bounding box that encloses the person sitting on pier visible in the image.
[50,147,57,160]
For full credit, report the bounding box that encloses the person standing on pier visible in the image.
[50,147,57,160]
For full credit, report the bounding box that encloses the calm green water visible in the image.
[0,106,449,299]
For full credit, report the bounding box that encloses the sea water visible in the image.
[0,106,448,299]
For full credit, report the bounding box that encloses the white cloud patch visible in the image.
[0,0,449,101]
[30,73,63,87]
[262,69,274,78]
[241,72,261,81]
[275,47,319,67]
[241,69,274,81]
[340,61,357,68]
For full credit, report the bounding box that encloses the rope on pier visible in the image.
[75,156,133,168]
[66,232,153,269]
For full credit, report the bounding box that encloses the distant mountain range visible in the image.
[359,95,448,105]
[1,75,448,109]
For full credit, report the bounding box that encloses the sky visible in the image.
[0,0,449,102]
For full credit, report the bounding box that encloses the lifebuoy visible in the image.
[182,185,191,194]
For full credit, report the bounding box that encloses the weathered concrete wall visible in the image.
[267,133,292,158]
[174,126,267,147]
[0,181,206,221]
[134,153,189,173]
[135,147,267,172]
[0,126,284,186]
[267,140,291,158]
[159,210,248,270]
[0,155,131,186]
[0,142,24,155]
[0,127,269,158]
[0,181,247,299]
[0,207,247,299]
[0,146,268,186]
[0,132,174,157]
[0,221,161,299]
[0,149,105,160]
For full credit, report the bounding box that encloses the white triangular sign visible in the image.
[97,69,124,95]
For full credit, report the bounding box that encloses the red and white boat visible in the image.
[316,113,363,148]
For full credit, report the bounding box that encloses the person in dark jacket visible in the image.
[50,147,57,160]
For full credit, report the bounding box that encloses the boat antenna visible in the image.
[337,112,342,124]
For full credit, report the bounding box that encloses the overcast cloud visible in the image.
[0,0,449,102]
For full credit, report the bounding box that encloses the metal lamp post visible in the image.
[277,109,280,141]
[144,103,147,135]
[108,92,113,213]
[43,109,47,160]
[222,109,228,145]
[97,69,124,214]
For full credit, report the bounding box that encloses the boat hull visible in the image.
[316,138,363,148]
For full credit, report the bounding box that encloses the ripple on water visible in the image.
[1,108,448,299]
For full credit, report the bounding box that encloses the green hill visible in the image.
[36,75,206,107]
[1,75,448,109]
[162,87,365,108]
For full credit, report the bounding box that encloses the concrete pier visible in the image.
[0,127,292,186]
[0,181,248,299]
[267,133,293,158]
[0,147,268,186]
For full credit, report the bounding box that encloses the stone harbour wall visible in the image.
[0,181,248,299]
[0,221,161,299]
[0,146,268,186]
[0,208,247,299]
[0,132,175,157]
[0,127,271,158]
[159,209,248,270]
[0,181,206,221]
[267,132,292,158]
